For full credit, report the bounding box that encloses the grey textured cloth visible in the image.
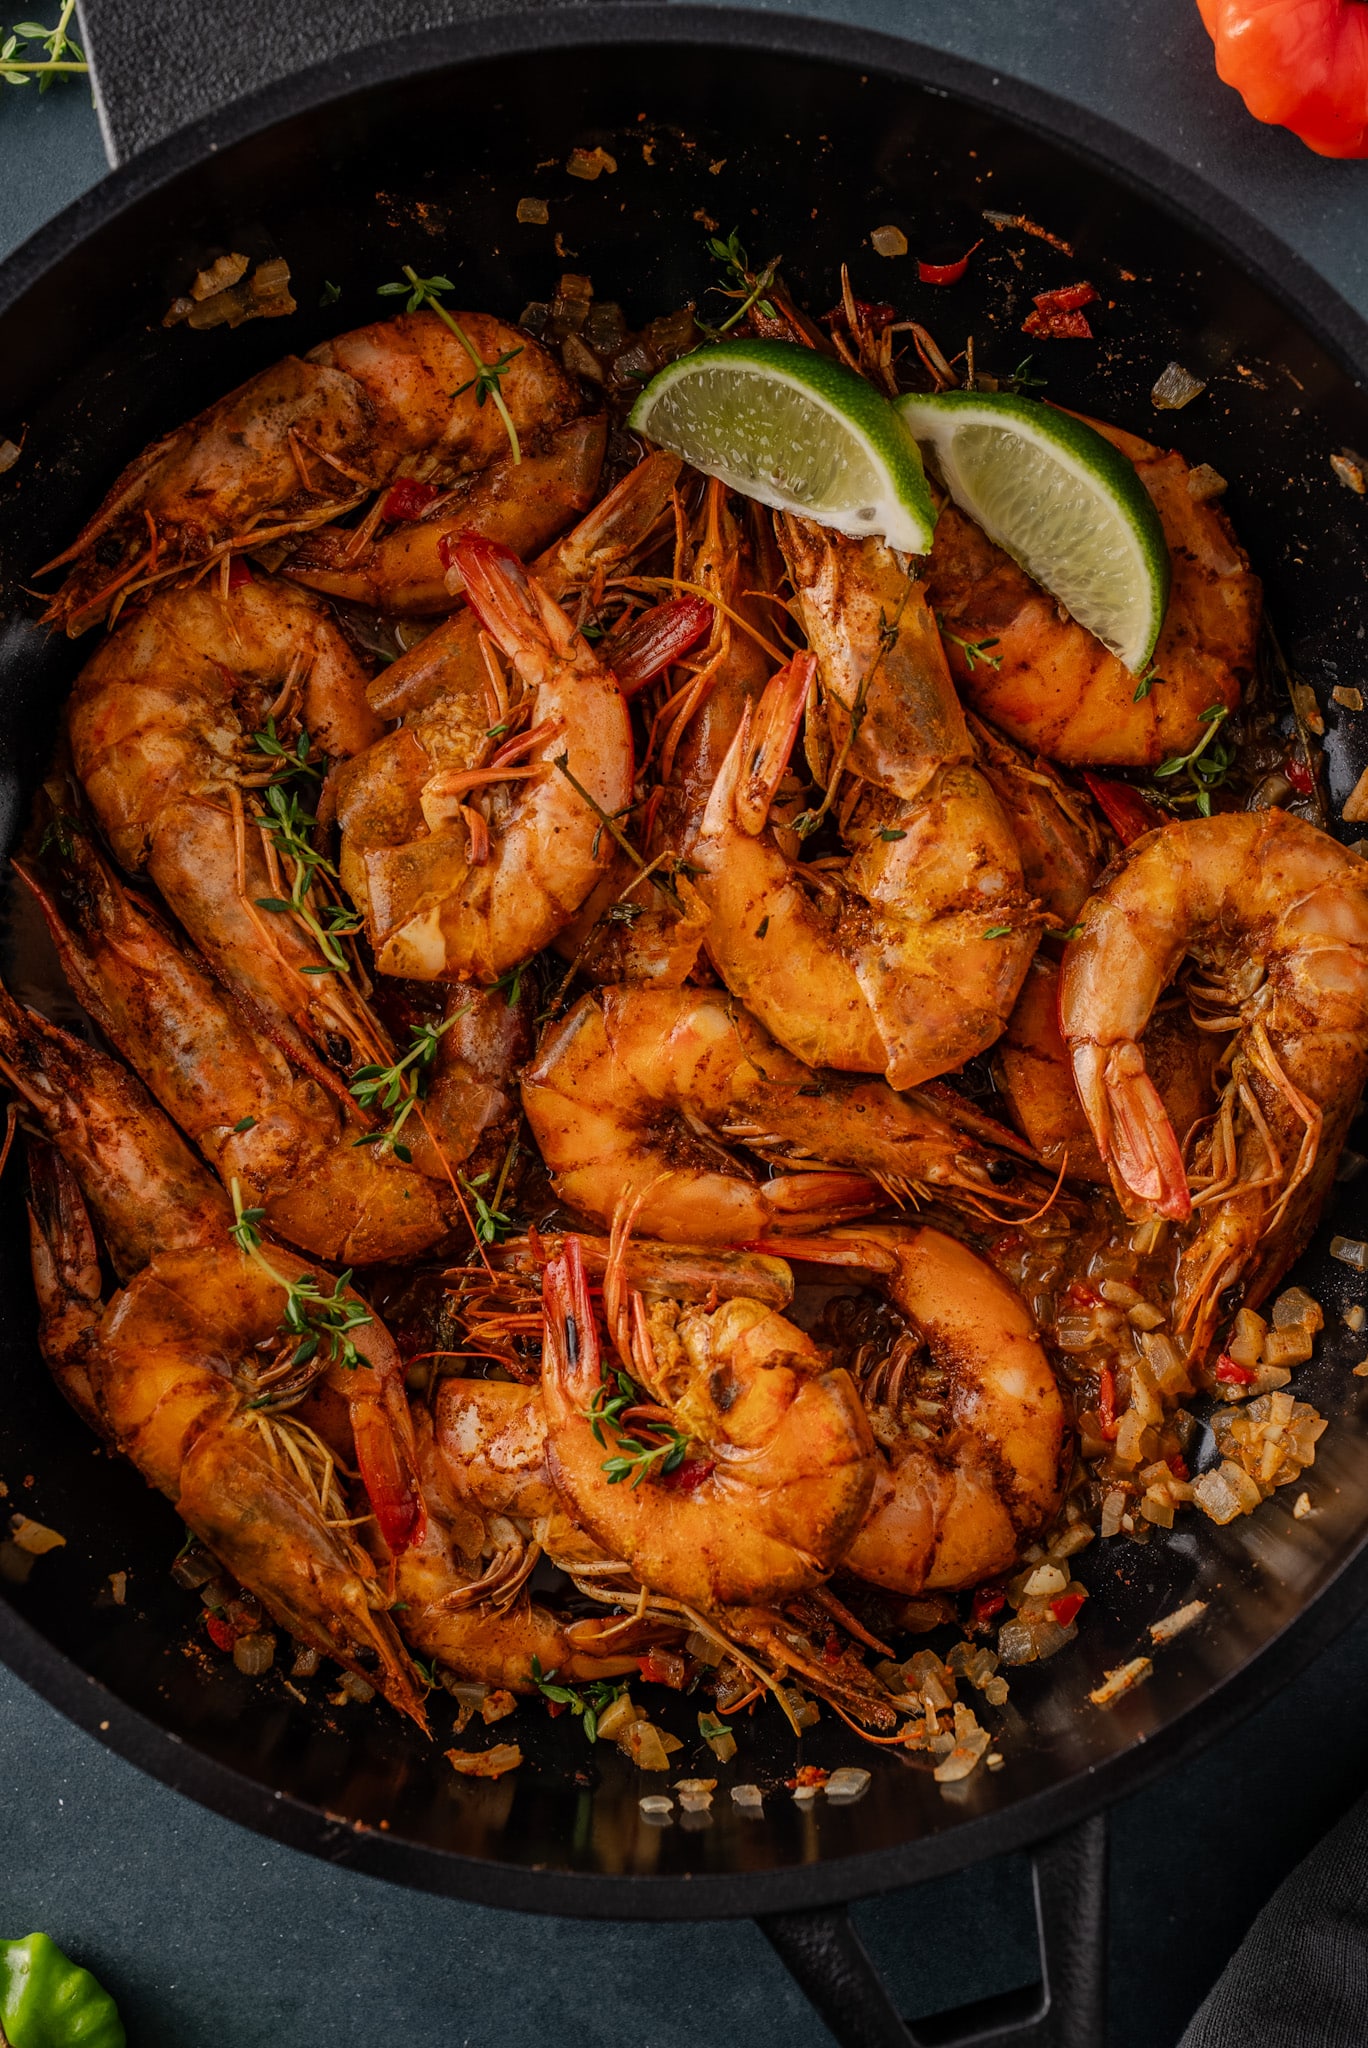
[1182,1789,1368,2047]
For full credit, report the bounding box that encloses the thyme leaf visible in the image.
[229,1178,373,1375]
[378,266,523,463]
[529,1656,626,1743]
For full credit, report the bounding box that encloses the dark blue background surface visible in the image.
[3,5,1368,2042]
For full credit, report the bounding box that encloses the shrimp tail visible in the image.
[734,653,815,836]
[542,1233,599,1408]
[1101,1044,1192,1220]
[351,1392,427,1553]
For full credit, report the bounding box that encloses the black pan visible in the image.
[2,10,1368,2044]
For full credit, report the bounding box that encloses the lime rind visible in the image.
[630,339,935,555]
[896,389,1171,672]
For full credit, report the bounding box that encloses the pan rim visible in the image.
[3,0,1368,1918]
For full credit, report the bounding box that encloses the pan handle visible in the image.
[75,0,499,164]
[757,1813,1108,2048]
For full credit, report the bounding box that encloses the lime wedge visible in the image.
[629,339,935,554]
[896,389,1171,672]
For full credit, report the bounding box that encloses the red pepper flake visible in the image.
[1049,1591,1087,1627]
[225,557,253,591]
[1285,755,1314,795]
[786,1764,830,1790]
[1168,1453,1190,1481]
[1097,1367,1118,1441]
[382,477,441,523]
[970,1585,1006,1628]
[661,1454,715,1492]
[1032,281,1097,314]
[1214,1354,1256,1386]
[822,1631,844,1666]
[205,1612,239,1653]
[1022,306,1093,340]
[637,1647,688,1690]
[545,1698,568,1718]
[1063,1280,1102,1309]
[1080,772,1163,847]
[991,1229,1027,1257]
[824,295,896,330]
[917,238,982,286]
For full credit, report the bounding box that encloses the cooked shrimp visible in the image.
[556,482,775,986]
[18,825,458,1263]
[523,986,1039,1244]
[42,310,578,635]
[7,999,427,1723]
[65,572,384,1071]
[364,448,681,723]
[338,532,633,981]
[997,952,1219,1183]
[281,416,606,614]
[372,1404,642,1693]
[1059,809,1368,1353]
[758,1227,1068,1593]
[693,525,1037,1088]
[926,419,1262,767]
[540,1235,876,1608]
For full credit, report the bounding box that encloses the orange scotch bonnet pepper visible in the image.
[1197,0,1368,157]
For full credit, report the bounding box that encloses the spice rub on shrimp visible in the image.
[540,1235,877,1609]
[926,419,1261,767]
[65,572,383,1071]
[42,310,578,635]
[6,997,428,1723]
[523,986,1039,1245]
[18,824,458,1263]
[281,415,606,614]
[693,525,1037,1090]
[1060,809,1368,1354]
[336,533,633,982]
[758,1227,1068,1593]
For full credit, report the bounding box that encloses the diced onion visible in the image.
[825,1768,871,1803]
[1151,361,1206,409]
[731,1784,764,1810]
[1089,1657,1152,1706]
[870,225,908,258]
[9,1515,65,1556]
[1149,1599,1207,1645]
[232,1632,276,1676]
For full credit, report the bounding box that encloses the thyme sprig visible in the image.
[1149,705,1232,817]
[459,1133,518,1245]
[938,617,1003,672]
[587,1364,690,1487]
[229,1178,373,1375]
[1,1,86,88]
[702,229,780,336]
[253,781,361,973]
[529,1657,626,1743]
[350,1011,464,1163]
[252,714,321,783]
[378,267,523,463]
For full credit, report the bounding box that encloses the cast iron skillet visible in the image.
[2,8,1368,2043]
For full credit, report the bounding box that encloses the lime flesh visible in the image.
[897,389,1170,671]
[631,339,935,555]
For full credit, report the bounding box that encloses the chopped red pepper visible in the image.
[1063,1279,1102,1309]
[1285,754,1314,795]
[786,1764,830,1790]
[381,477,441,523]
[917,239,983,286]
[1097,1367,1119,1440]
[545,1698,568,1718]
[1080,771,1163,847]
[1168,1453,1191,1481]
[608,595,713,696]
[1049,1591,1087,1627]
[1214,1354,1256,1385]
[970,1585,1006,1627]
[822,1631,845,1666]
[204,1612,239,1653]
[225,556,253,591]
[1031,281,1097,314]
[990,1229,1027,1258]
